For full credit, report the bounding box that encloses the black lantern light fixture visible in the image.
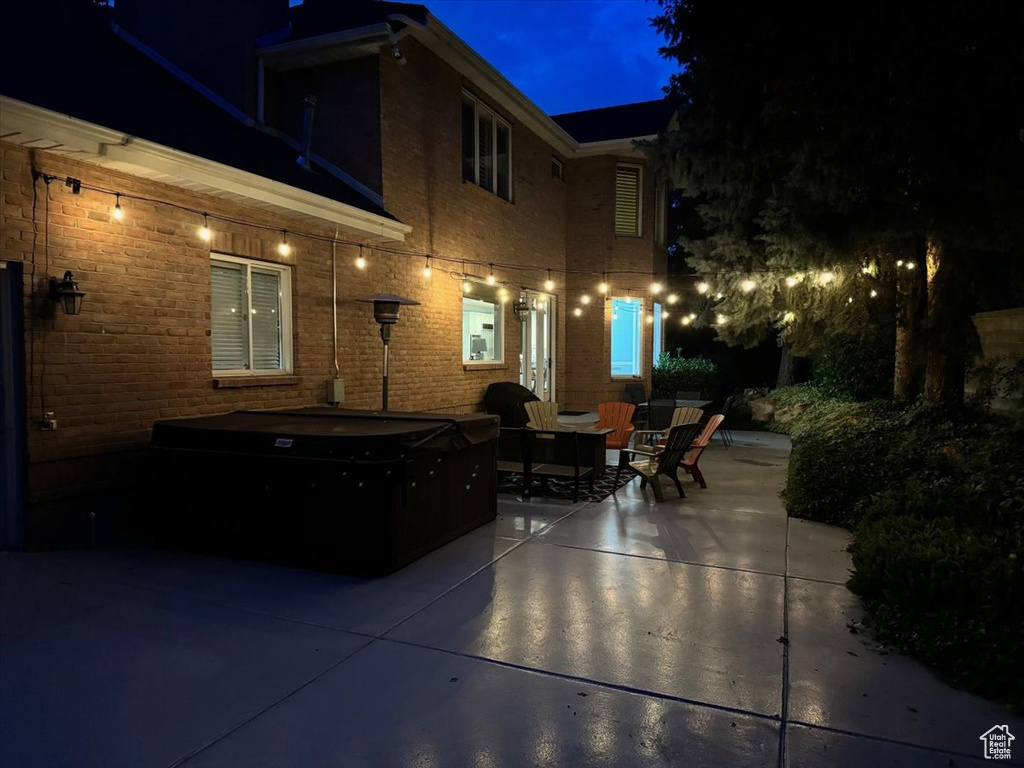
[357,293,420,411]
[48,270,85,315]
[512,294,530,323]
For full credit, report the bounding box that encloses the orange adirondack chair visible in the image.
[597,402,636,450]
[678,414,725,488]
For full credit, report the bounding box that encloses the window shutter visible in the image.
[210,262,248,370]
[615,165,641,236]
[250,269,282,370]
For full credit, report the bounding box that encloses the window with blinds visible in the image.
[615,164,642,237]
[210,254,292,374]
[462,92,511,201]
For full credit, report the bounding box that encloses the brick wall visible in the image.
[562,155,662,409]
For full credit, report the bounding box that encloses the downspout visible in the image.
[332,229,340,377]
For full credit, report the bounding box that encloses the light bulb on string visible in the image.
[716,314,728,325]
[661,310,669,319]
[112,193,124,221]
[355,245,366,269]
[696,282,709,294]
[667,293,678,304]
[820,271,835,284]
[198,214,212,242]
[896,260,904,267]
[688,312,697,320]
[598,275,609,295]
[486,264,496,285]
[681,316,692,325]
[740,279,756,293]
[573,307,582,317]
[905,262,916,270]
[544,270,555,291]
[785,276,798,287]
[422,256,432,278]
[650,282,662,294]
[463,279,472,293]
[870,289,878,298]
[580,294,591,305]
[612,311,619,320]
[847,296,854,304]
[645,313,654,324]
[278,231,291,257]
[783,311,796,323]
[499,287,509,303]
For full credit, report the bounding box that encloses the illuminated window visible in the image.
[463,282,503,363]
[610,297,643,377]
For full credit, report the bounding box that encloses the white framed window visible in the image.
[615,163,642,237]
[462,91,512,201]
[610,296,643,377]
[462,281,504,363]
[210,253,292,374]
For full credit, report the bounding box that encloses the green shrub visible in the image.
[652,352,718,399]
[811,326,895,401]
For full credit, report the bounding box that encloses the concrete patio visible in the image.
[2,431,1021,767]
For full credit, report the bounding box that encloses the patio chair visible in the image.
[634,406,704,450]
[596,402,636,450]
[621,383,649,428]
[718,395,736,447]
[524,401,561,430]
[679,414,725,488]
[614,422,703,502]
[647,398,676,430]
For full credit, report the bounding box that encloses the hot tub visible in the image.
[150,407,499,575]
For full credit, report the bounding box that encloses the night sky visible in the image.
[423,0,677,114]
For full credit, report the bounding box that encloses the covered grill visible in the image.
[482,382,540,427]
[150,407,499,575]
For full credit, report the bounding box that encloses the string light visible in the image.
[716,313,728,325]
[112,193,123,221]
[580,294,591,305]
[645,313,654,324]
[198,214,211,242]
[499,287,509,302]
[486,264,496,285]
[847,296,853,304]
[688,312,697,320]
[667,293,678,304]
[819,271,835,284]
[740,279,756,293]
[661,310,669,319]
[463,279,473,293]
[612,310,619,320]
[905,261,916,270]
[355,245,366,269]
[896,259,904,267]
[598,274,609,295]
[681,316,692,325]
[696,282,709,294]
[573,307,582,317]
[544,269,554,291]
[278,231,291,257]
[785,276,798,287]
[783,311,796,323]
[870,289,878,298]
[422,256,431,278]
[650,282,662,294]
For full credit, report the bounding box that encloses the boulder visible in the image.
[749,398,776,423]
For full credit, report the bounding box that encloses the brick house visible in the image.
[0,0,671,546]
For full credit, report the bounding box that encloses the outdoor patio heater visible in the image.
[358,293,420,411]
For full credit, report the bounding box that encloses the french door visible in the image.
[519,291,556,402]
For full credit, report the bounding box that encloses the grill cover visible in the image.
[482,382,540,428]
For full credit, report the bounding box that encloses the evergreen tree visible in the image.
[649,0,1024,403]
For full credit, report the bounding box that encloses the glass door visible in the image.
[519,291,555,402]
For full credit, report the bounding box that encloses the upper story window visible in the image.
[462,92,511,201]
[615,163,642,237]
[551,157,564,180]
[210,254,293,374]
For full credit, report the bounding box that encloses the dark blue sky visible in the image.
[424,1,677,115]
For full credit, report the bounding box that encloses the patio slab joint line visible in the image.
[382,636,784,725]
[777,513,792,768]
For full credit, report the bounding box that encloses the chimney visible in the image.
[296,95,317,170]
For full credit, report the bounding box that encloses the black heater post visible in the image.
[358,294,420,411]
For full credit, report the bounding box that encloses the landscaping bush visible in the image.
[781,394,1024,708]
[651,352,718,399]
[811,326,895,401]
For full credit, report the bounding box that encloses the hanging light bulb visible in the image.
[355,246,366,269]
[661,310,669,319]
[650,282,662,294]
[820,271,835,284]
[905,261,916,270]
[847,296,854,304]
[681,316,692,325]
[278,231,291,257]
[598,275,609,295]
[612,311,619,320]
[740,279,756,293]
[645,313,654,324]
[544,269,554,292]
[422,256,432,278]
[783,311,796,323]
[696,282,709,294]
[688,312,697,320]
[785,276,798,287]
[896,259,904,267]
[198,214,212,242]
[580,294,591,305]
[573,307,582,317]
[463,279,473,293]
[112,193,124,221]
[870,289,878,298]
[716,313,728,325]
[667,293,678,304]
[486,264,496,285]
[499,287,509,302]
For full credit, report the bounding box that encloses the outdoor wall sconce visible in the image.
[48,270,85,315]
[512,295,530,323]
[357,294,420,411]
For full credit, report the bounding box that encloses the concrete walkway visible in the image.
[2,431,1021,767]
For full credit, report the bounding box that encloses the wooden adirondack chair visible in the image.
[679,414,725,488]
[614,422,703,501]
[632,406,703,451]
[596,402,636,450]
[524,401,561,430]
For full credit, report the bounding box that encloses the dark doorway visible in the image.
[1,261,26,550]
